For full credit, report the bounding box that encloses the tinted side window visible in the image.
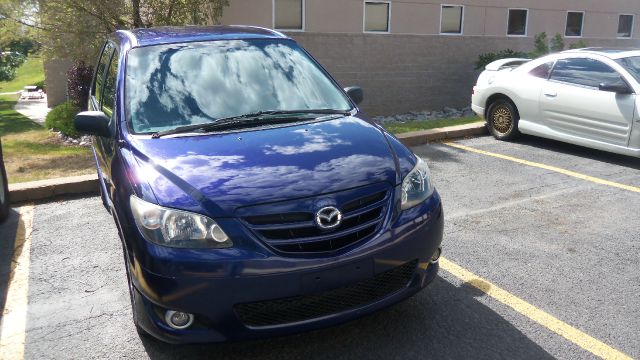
[550,58,622,88]
[93,42,115,106]
[101,49,119,117]
[529,62,554,79]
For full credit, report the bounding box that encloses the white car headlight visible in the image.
[130,195,231,248]
[401,157,435,210]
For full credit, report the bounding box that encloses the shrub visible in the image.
[550,33,565,52]
[475,49,529,70]
[530,32,549,57]
[67,60,93,111]
[33,80,45,92]
[45,101,80,138]
[569,40,589,49]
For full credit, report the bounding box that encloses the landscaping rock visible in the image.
[370,106,478,125]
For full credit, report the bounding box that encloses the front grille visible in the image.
[242,190,389,254]
[235,260,418,327]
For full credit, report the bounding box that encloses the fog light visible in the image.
[165,310,194,330]
[430,247,442,263]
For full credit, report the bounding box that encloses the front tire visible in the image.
[487,99,520,140]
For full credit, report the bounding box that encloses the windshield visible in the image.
[616,56,640,83]
[125,39,353,134]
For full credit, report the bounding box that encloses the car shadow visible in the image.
[516,134,640,170]
[0,208,21,339]
[140,276,555,359]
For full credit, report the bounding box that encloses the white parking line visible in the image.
[0,205,34,360]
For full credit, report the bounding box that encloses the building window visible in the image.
[618,14,634,38]
[507,9,528,36]
[441,5,463,34]
[364,1,390,33]
[565,11,584,37]
[274,0,304,31]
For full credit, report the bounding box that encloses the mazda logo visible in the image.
[315,206,342,229]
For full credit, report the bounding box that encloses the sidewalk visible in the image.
[14,94,50,125]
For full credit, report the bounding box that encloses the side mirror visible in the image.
[599,82,632,94]
[344,86,364,105]
[74,111,111,137]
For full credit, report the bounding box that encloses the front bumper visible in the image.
[129,192,444,344]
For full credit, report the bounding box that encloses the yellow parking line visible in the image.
[440,257,632,360]
[0,205,35,360]
[443,142,640,194]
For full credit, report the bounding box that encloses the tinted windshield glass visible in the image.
[617,56,640,83]
[126,39,352,134]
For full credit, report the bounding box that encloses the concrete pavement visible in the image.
[1,134,638,359]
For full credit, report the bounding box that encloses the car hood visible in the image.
[128,116,406,216]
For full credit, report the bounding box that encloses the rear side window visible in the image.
[550,58,622,88]
[92,42,115,107]
[101,49,119,116]
[529,62,554,79]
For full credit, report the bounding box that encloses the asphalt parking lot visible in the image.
[1,134,638,359]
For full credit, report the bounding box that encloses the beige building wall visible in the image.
[223,1,637,114]
[221,1,640,114]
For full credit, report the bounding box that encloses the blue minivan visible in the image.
[75,26,444,344]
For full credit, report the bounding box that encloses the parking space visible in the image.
[1,134,638,359]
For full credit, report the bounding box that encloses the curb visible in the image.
[395,122,487,147]
[9,174,99,204]
[6,123,487,204]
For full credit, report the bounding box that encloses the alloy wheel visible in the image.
[491,105,513,134]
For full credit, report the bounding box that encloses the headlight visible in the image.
[130,196,232,248]
[401,157,435,210]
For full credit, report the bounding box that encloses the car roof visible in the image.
[117,25,290,48]
[562,47,640,59]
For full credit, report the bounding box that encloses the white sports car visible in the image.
[471,48,640,158]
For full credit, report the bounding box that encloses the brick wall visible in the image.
[291,33,640,115]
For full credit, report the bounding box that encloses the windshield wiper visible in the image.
[151,109,352,138]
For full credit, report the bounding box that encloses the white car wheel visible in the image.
[487,99,521,140]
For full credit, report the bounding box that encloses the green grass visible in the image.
[0,95,42,135]
[0,57,45,93]
[383,116,483,134]
[0,94,93,183]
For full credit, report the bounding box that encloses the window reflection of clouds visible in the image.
[618,57,640,83]
[551,58,621,88]
[210,154,389,202]
[126,40,351,133]
[264,128,350,155]
[146,152,390,204]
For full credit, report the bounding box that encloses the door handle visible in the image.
[543,91,557,98]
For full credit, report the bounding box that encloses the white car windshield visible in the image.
[617,56,640,83]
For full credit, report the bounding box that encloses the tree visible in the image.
[549,33,565,52]
[1,0,229,61]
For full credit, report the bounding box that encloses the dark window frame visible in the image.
[91,42,115,110]
[617,14,634,38]
[101,48,119,117]
[565,11,585,37]
[507,8,528,36]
